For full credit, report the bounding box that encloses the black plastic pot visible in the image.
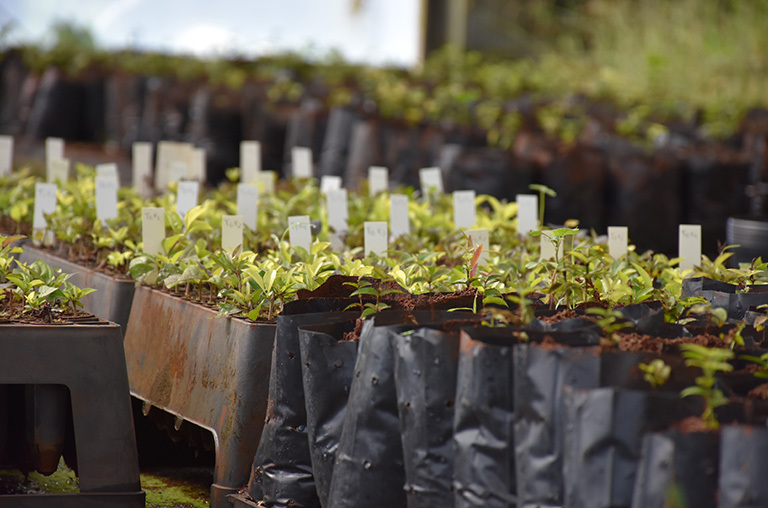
[453,327,517,508]
[248,299,355,508]
[682,276,768,322]
[297,319,360,507]
[562,387,698,508]
[327,311,475,508]
[631,429,719,508]
[393,326,462,508]
[726,216,768,267]
[718,424,768,508]
[513,343,601,507]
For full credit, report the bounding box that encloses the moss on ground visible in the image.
[141,467,211,508]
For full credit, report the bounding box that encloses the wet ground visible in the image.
[0,460,213,507]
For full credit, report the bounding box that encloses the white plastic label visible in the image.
[142,207,165,256]
[47,158,69,183]
[132,142,153,197]
[288,215,312,252]
[679,224,702,272]
[364,221,388,257]
[608,226,628,259]
[253,171,276,194]
[95,175,119,222]
[155,140,193,190]
[321,175,343,195]
[240,141,261,183]
[237,183,259,231]
[326,189,349,232]
[453,190,476,229]
[45,137,64,166]
[33,183,57,230]
[516,194,539,234]
[467,229,489,266]
[419,167,443,195]
[540,235,557,261]
[368,166,389,196]
[221,215,244,252]
[326,188,348,251]
[170,161,188,185]
[292,147,313,178]
[0,135,13,176]
[390,194,410,238]
[96,163,119,181]
[189,148,206,182]
[176,181,199,219]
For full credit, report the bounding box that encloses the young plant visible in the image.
[639,359,671,389]
[344,278,403,319]
[586,307,633,344]
[680,343,734,429]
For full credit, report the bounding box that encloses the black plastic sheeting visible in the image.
[297,320,360,507]
[326,311,477,508]
[631,429,719,508]
[453,327,517,508]
[326,318,410,508]
[682,276,768,322]
[248,299,356,508]
[562,388,698,508]
[513,342,601,507]
[718,425,768,508]
[393,326,461,508]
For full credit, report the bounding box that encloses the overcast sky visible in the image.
[0,0,421,66]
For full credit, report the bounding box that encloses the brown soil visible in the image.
[671,416,718,434]
[616,332,665,353]
[537,308,583,323]
[0,308,103,326]
[537,335,567,350]
[747,383,768,400]
[341,317,365,342]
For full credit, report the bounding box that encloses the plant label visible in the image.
[132,142,153,197]
[292,147,313,178]
[189,148,206,182]
[253,170,276,194]
[453,190,476,229]
[240,141,261,183]
[156,140,193,190]
[365,221,388,257]
[142,207,165,256]
[679,224,702,272]
[326,188,348,251]
[221,215,243,252]
[608,226,628,258]
[176,181,199,219]
[96,162,119,181]
[516,194,538,234]
[33,183,57,230]
[45,137,64,166]
[468,229,489,265]
[368,166,389,196]
[170,161,188,184]
[0,135,13,176]
[95,175,119,223]
[419,167,443,195]
[321,175,343,194]
[288,215,312,252]
[390,194,410,238]
[540,235,556,261]
[47,158,69,183]
[326,188,349,229]
[237,183,259,231]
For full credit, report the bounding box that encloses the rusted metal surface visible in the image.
[18,246,135,332]
[0,322,144,506]
[25,384,68,475]
[123,285,276,508]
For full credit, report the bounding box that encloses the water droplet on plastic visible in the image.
[434,358,440,365]
[371,376,378,385]
[364,460,372,470]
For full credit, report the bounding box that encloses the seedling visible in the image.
[344,278,403,319]
[680,343,734,429]
[639,359,671,388]
[586,307,633,344]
